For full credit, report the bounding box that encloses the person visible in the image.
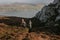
[29,20,32,32]
[21,19,26,28]
[29,20,32,29]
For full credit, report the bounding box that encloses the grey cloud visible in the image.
[0,0,54,5]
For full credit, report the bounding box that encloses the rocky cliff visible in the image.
[35,0,60,35]
[35,0,60,26]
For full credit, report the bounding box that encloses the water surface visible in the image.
[0,10,39,18]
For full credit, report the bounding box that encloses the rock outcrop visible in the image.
[53,0,60,4]
[35,0,60,27]
[35,0,60,35]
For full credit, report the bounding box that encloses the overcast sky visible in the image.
[0,0,54,4]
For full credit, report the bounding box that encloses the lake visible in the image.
[0,10,40,18]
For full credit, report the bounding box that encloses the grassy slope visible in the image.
[0,24,60,40]
[0,16,60,40]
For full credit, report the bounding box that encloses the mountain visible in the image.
[35,0,60,25]
[35,0,60,34]
[0,1,60,39]
[0,3,44,12]
[0,0,60,34]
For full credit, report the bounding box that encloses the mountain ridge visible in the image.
[0,3,45,12]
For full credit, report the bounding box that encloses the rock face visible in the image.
[35,0,60,27]
[53,0,60,4]
[34,0,60,35]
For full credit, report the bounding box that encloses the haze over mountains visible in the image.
[0,3,44,12]
[0,3,44,18]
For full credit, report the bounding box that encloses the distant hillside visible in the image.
[0,3,44,12]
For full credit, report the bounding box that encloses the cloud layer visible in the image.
[0,0,54,4]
